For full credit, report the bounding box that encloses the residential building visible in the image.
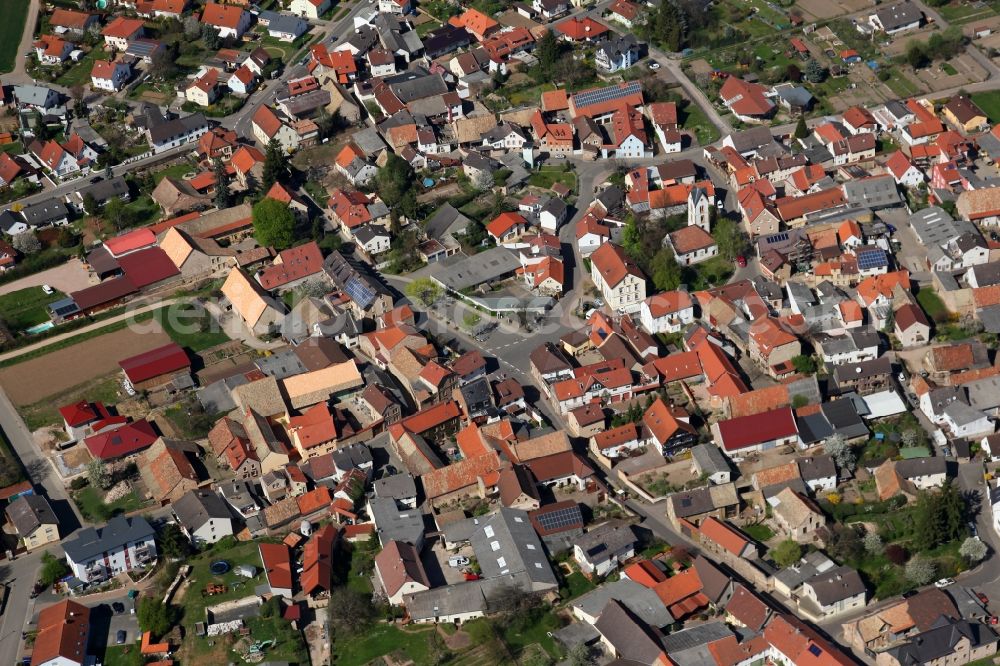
[62,516,156,583]
[5,495,59,551]
[590,242,646,315]
[172,489,234,545]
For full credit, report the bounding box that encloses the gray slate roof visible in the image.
[173,489,232,532]
[572,578,672,627]
[5,494,58,536]
[63,515,154,563]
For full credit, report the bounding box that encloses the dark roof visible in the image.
[895,456,947,478]
[820,399,869,439]
[21,200,68,226]
[62,515,154,563]
[805,565,866,605]
[528,500,584,536]
[71,275,137,310]
[875,2,923,31]
[173,488,231,532]
[887,617,998,664]
[119,342,190,384]
[76,176,129,203]
[832,355,892,385]
[797,454,836,481]
[147,112,208,146]
[5,494,58,536]
[422,24,471,57]
[593,600,666,665]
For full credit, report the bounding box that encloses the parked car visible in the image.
[41,284,54,295]
[989,616,998,625]
[647,62,660,70]
[448,556,470,568]
[934,578,956,588]
[977,591,990,605]
[736,255,747,267]
[116,631,126,645]
[112,602,125,615]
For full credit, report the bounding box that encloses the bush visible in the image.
[886,544,909,565]
[69,477,89,490]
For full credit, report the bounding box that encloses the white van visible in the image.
[448,556,469,568]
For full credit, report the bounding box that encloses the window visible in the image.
[496,557,506,568]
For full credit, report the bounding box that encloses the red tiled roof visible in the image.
[258,241,323,290]
[716,407,797,451]
[699,517,751,557]
[32,600,90,666]
[105,228,157,257]
[119,342,190,384]
[117,247,181,288]
[201,2,245,29]
[554,16,609,40]
[103,17,145,38]
[259,542,293,591]
[84,419,158,460]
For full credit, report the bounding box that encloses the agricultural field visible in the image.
[0,0,31,74]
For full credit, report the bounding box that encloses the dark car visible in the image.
[112,602,125,615]
[116,631,127,645]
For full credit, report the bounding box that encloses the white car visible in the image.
[448,556,470,568]
[648,62,660,70]
[41,284,54,295]
[934,578,956,588]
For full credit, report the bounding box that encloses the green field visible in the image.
[916,287,949,323]
[528,167,577,193]
[0,286,65,332]
[153,302,229,352]
[332,624,438,666]
[57,47,109,87]
[972,90,1000,124]
[180,540,265,622]
[0,0,32,74]
[73,486,147,522]
[681,102,721,145]
[883,71,922,99]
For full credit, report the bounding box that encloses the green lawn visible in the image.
[562,570,596,599]
[0,0,31,74]
[180,540,266,623]
[500,610,562,659]
[938,1,996,24]
[154,163,197,184]
[243,613,309,663]
[415,17,442,37]
[883,71,922,99]
[528,168,577,193]
[122,194,161,228]
[332,624,437,666]
[152,302,229,352]
[0,286,65,332]
[100,645,142,666]
[57,47,110,87]
[681,102,721,146]
[916,287,949,323]
[684,255,734,290]
[742,523,774,542]
[73,486,146,522]
[972,90,1000,124]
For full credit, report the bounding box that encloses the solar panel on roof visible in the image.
[534,505,581,531]
[857,249,888,270]
[572,81,641,109]
[345,275,375,309]
[767,232,789,243]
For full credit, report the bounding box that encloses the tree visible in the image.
[375,153,417,220]
[863,531,883,555]
[638,1,687,51]
[158,523,191,559]
[33,113,49,141]
[12,231,41,255]
[885,544,909,565]
[534,28,560,80]
[405,278,443,307]
[794,115,809,139]
[900,429,919,448]
[904,556,935,586]
[212,157,230,209]
[82,192,99,217]
[57,227,78,248]
[650,247,682,291]
[791,394,808,409]
[183,15,202,38]
[201,24,220,50]
[827,524,863,563]
[39,552,69,587]
[771,539,803,568]
[791,354,817,375]
[914,482,967,550]
[262,138,290,191]
[825,434,857,472]
[620,215,643,261]
[785,63,802,82]
[137,598,177,638]
[103,196,132,232]
[567,644,596,666]
[328,588,376,636]
[70,85,86,118]
[906,41,929,69]
[712,216,748,261]
[149,42,179,81]
[252,198,296,249]
[804,58,826,84]
[960,536,988,563]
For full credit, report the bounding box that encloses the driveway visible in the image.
[0,259,93,298]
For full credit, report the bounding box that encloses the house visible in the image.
[138,437,202,505]
[5,495,59,552]
[84,419,159,461]
[486,211,528,244]
[799,565,867,620]
[666,224,717,266]
[50,9,99,35]
[533,0,569,19]
[943,95,988,133]
[594,600,671,664]
[574,522,637,577]
[379,0,412,14]
[185,69,220,108]
[770,487,826,544]
[334,143,377,185]
[62,516,156,583]
[259,543,293,597]
[594,33,639,72]
[228,65,257,96]
[290,0,330,19]
[30,600,90,666]
[201,3,253,39]
[640,291,694,334]
[90,59,131,92]
[748,317,801,378]
[719,77,775,123]
[690,444,732,485]
[885,150,925,188]
[172,488,234,545]
[879,617,999,666]
[374,540,430,605]
[260,12,308,42]
[895,303,931,348]
[590,242,646,315]
[870,2,924,34]
[102,17,145,50]
[666,483,740,527]
[553,16,610,42]
[713,407,799,458]
[257,241,324,291]
[252,105,300,153]
[146,112,209,154]
[221,268,286,336]
[119,342,190,391]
